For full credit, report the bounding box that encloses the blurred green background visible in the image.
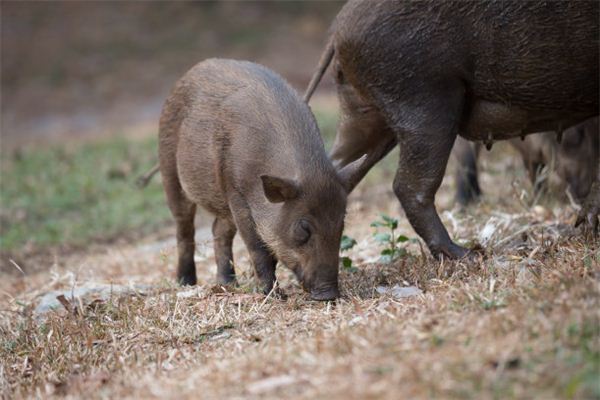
[1,1,401,267]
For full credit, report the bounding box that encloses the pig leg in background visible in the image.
[212,217,237,285]
[382,80,468,259]
[509,136,548,195]
[160,157,198,286]
[228,195,278,294]
[453,137,482,206]
[329,81,396,191]
[576,162,600,235]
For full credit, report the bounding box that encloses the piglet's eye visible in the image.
[293,220,312,245]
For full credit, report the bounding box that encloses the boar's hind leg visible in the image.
[329,84,396,192]
[453,137,482,206]
[213,217,237,285]
[383,80,469,259]
[576,163,600,235]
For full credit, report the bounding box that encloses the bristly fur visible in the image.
[307,0,599,258]
[158,58,350,298]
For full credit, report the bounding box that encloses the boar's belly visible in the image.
[460,100,588,141]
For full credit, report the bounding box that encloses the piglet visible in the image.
[159,59,364,300]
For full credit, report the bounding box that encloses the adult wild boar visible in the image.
[160,59,363,300]
[305,0,599,258]
[454,117,600,206]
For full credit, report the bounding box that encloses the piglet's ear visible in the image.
[337,154,368,192]
[260,175,300,203]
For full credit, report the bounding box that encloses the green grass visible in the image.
[313,108,339,149]
[0,135,169,254]
[0,108,398,257]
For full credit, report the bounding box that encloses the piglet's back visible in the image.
[161,59,331,195]
[161,59,320,148]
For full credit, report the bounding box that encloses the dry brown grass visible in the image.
[1,144,599,399]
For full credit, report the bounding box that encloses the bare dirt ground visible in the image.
[1,143,598,399]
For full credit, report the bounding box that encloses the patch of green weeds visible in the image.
[340,234,357,272]
[370,214,411,263]
[0,135,170,253]
[562,322,600,399]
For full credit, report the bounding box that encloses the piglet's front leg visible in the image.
[228,195,282,297]
[246,240,278,294]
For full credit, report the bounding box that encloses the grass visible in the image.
[1,105,598,399]
[0,135,170,258]
[0,235,597,399]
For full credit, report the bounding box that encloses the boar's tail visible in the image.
[303,37,334,103]
[135,162,160,189]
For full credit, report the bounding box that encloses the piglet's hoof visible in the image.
[216,275,238,287]
[274,288,288,301]
[262,285,288,301]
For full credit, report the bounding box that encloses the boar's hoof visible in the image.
[178,274,197,286]
[432,242,470,260]
[575,182,600,236]
[310,286,340,301]
[456,186,481,207]
[575,203,599,236]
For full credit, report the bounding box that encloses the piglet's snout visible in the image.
[309,264,340,301]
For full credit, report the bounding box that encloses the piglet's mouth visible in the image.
[286,264,339,300]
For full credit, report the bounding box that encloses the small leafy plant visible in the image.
[340,234,358,272]
[370,214,409,263]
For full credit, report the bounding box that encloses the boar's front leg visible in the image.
[329,81,396,192]
[381,80,469,259]
[212,217,237,285]
[228,196,277,294]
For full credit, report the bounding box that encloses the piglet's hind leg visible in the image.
[213,217,237,285]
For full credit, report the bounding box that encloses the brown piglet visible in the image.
[159,59,363,301]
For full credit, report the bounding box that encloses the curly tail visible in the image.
[303,38,335,103]
[135,163,160,188]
